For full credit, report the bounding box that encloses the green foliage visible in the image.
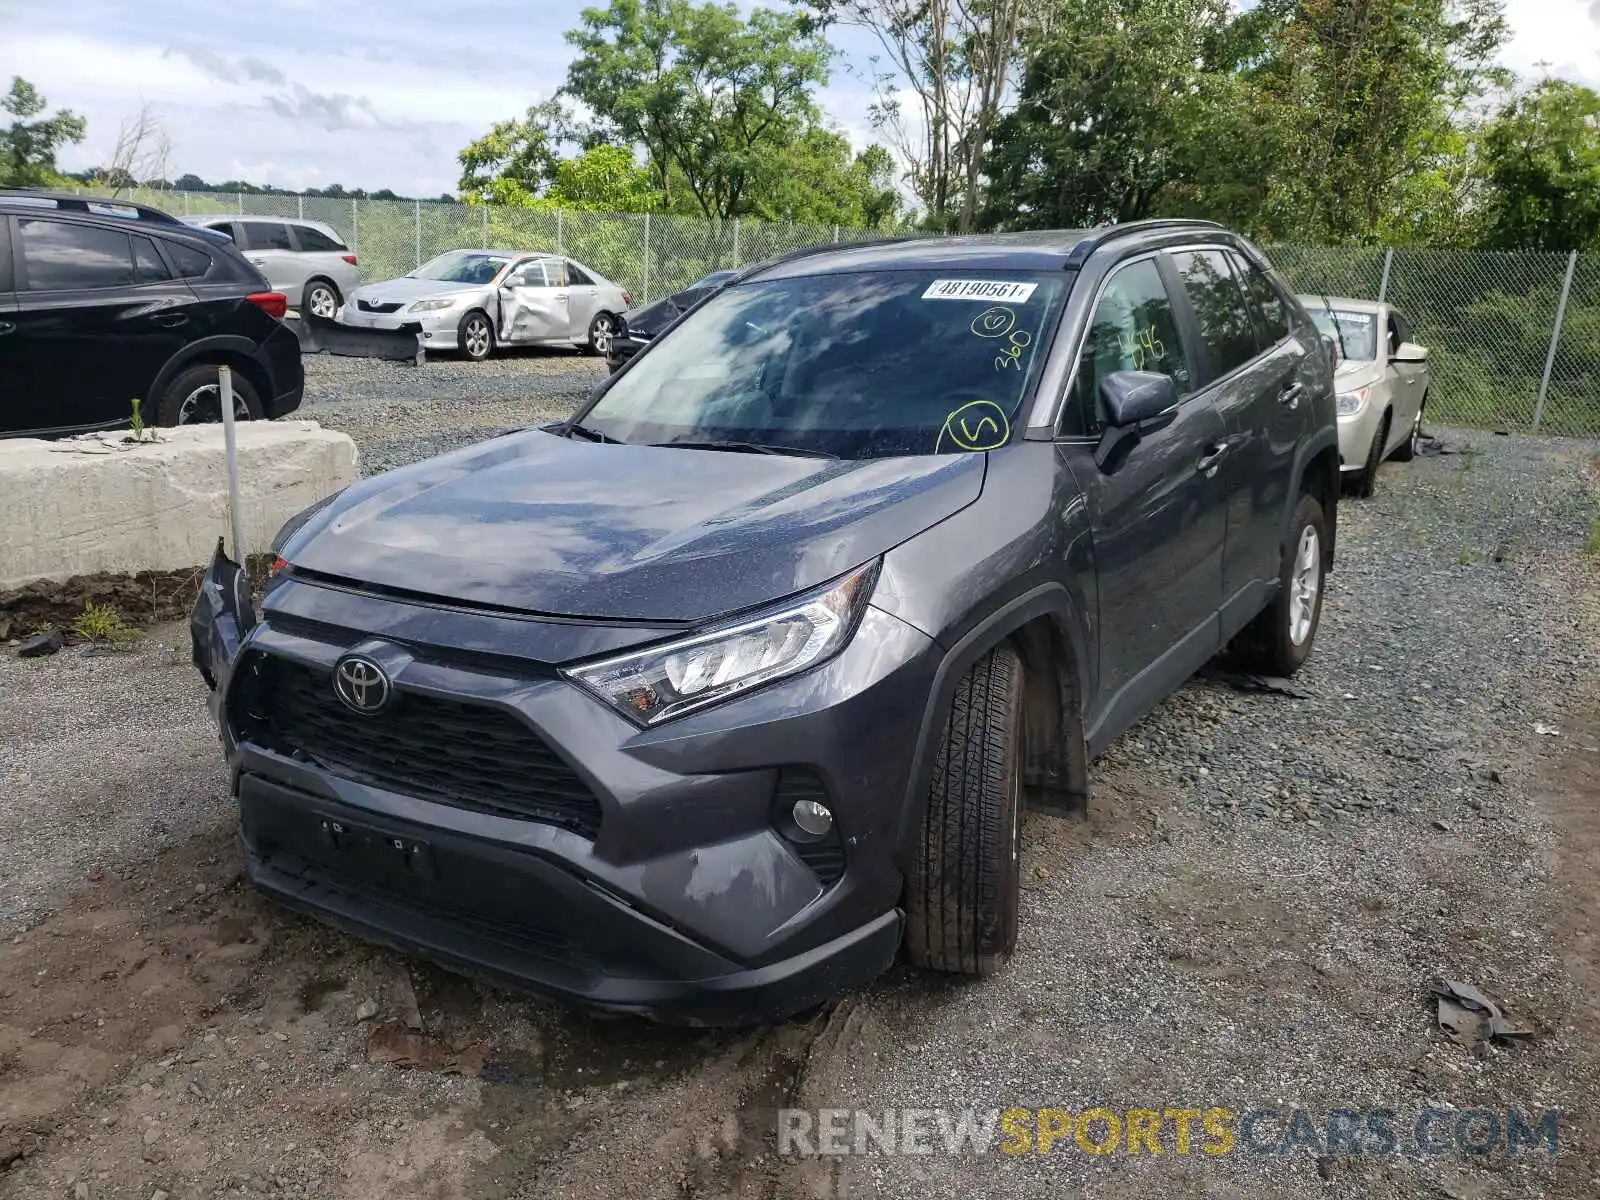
[1585,511,1600,558]
[128,397,150,443]
[72,602,136,648]
[0,77,86,188]
[1479,80,1600,252]
[548,145,661,212]
[457,98,569,203]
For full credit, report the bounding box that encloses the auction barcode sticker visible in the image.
[921,279,1038,303]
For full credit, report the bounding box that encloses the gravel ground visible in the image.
[2,390,1598,1199]
[296,351,606,475]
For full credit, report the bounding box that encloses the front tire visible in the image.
[904,644,1024,976]
[1231,493,1328,677]
[458,310,494,361]
[1391,392,1427,463]
[587,312,617,357]
[304,279,340,321]
[154,364,263,427]
[1347,410,1390,498]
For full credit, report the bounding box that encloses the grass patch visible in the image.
[72,601,138,648]
[1586,513,1600,559]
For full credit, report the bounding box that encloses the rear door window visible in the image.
[132,235,173,283]
[292,224,346,252]
[566,261,595,286]
[18,219,135,291]
[1170,249,1259,381]
[1232,254,1293,351]
[239,222,295,252]
[167,242,213,279]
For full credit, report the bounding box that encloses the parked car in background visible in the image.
[0,191,303,436]
[338,249,630,360]
[1301,295,1431,497]
[608,269,739,372]
[187,216,362,322]
[193,220,1339,1024]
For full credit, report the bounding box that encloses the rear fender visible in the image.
[190,539,256,704]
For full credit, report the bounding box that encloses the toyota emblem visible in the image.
[333,655,391,714]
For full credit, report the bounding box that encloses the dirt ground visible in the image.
[2,440,1598,1200]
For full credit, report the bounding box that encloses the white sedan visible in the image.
[1301,296,1432,497]
[341,250,632,360]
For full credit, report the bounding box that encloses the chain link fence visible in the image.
[69,188,1600,438]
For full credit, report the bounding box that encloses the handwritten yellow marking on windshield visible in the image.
[995,329,1033,372]
[971,307,1018,339]
[937,401,1012,453]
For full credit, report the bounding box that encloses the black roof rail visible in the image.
[1064,218,1228,268]
[0,189,187,226]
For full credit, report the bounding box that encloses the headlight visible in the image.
[1336,387,1370,417]
[409,297,457,312]
[565,561,880,726]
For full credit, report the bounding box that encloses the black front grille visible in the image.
[235,655,603,838]
[357,299,403,314]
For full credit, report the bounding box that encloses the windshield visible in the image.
[581,270,1066,459]
[1308,306,1379,361]
[411,250,511,284]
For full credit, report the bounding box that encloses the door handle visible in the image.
[0,321,13,336]
[1197,444,1232,477]
[1279,382,1305,409]
[248,258,266,266]
[150,312,188,328]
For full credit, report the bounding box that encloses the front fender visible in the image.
[189,540,256,718]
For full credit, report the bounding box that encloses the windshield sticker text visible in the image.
[1332,311,1371,325]
[924,280,1039,304]
[937,400,1012,453]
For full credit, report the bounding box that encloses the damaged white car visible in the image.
[339,249,632,360]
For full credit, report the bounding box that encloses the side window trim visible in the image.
[1057,250,1201,438]
[0,216,14,293]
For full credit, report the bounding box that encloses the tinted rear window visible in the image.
[240,222,294,251]
[1171,249,1258,379]
[18,219,134,291]
[293,224,346,252]
[584,271,1067,458]
[167,241,213,279]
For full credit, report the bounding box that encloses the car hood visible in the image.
[350,277,485,304]
[283,429,987,622]
[1334,360,1384,390]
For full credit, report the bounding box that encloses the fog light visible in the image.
[792,799,834,838]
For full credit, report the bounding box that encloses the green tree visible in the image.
[547,144,661,211]
[457,98,569,203]
[1477,79,1600,251]
[564,0,833,218]
[1,77,86,187]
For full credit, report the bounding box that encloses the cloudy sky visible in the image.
[3,0,1598,197]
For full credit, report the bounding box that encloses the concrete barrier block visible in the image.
[1,422,359,590]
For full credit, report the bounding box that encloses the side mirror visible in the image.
[1392,341,1429,364]
[1094,371,1180,473]
[1101,371,1179,429]
[1321,332,1342,366]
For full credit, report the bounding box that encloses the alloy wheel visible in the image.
[1288,525,1321,646]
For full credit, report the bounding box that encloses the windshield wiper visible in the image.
[565,422,622,444]
[649,439,839,459]
[1319,293,1348,362]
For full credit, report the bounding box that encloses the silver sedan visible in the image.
[338,249,632,360]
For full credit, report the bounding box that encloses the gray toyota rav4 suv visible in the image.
[192,220,1339,1024]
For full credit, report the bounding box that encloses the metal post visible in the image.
[182,192,190,216]
[218,367,246,565]
[482,204,489,249]
[237,192,245,214]
[351,199,360,258]
[1533,250,1579,434]
[833,223,840,244]
[414,199,423,270]
[297,195,304,220]
[1376,247,1394,306]
[643,212,651,303]
[732,218,741,268]
[557,208,565,256]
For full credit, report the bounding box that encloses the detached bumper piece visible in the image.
[291,311,425,365]
[239,774,902,1026]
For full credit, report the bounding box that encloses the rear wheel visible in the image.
[1231,493,1327,677]
[154,364,263,427]
[458,310,494,361]
[303,279,340,320]
[587,312,617,357]
[904,644,1024,976]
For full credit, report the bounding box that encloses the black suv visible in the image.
[192,220,1338,1024]
[0,191,304,437]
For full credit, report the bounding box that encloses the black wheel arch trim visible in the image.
[1289,425,1341,569]
[149,335,269,408]
[893,583,1093,869]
